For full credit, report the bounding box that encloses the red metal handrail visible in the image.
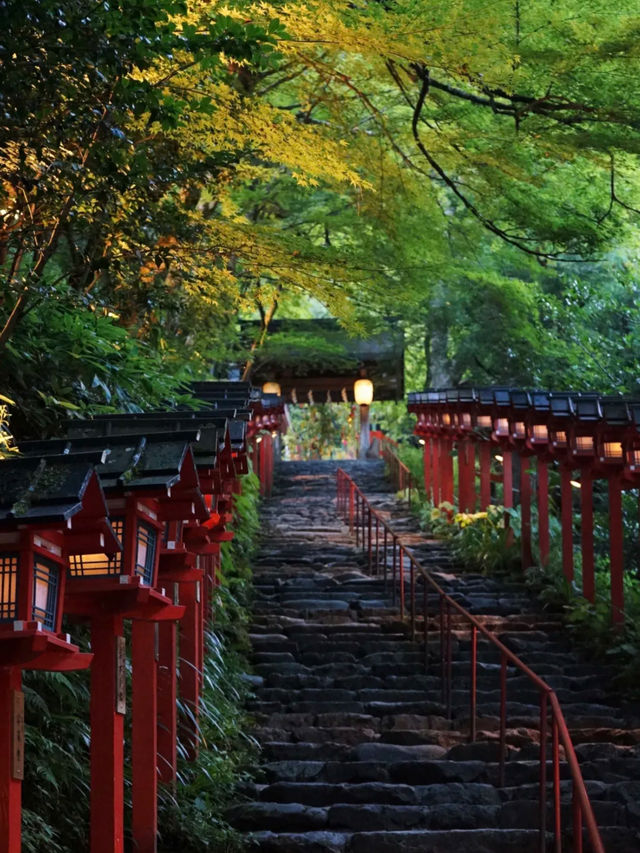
[379,435,414,505]
[336,467,605,853]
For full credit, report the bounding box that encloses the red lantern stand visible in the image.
[453,390,479,512]
[562,396,602,609]
[545,393,577,584]
[591,398,633,624]
[178,425,237,762]
[408,393,432,503]
[489,389,515,511]
[249,393,286,497]
[434,392,455,505]
[69,411,251,779]
[34,435,194,853]
[506,390,535,568]
[0,455,117,853]
[523,391,555,568]
[473,390,496,511]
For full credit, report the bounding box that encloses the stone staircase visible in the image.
[232,460,640,852]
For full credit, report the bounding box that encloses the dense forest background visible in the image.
[2,0,640,441]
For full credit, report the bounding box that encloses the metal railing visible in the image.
[336,467,604,853]
[378,434,414,505]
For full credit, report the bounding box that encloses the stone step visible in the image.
[248,828,548,853]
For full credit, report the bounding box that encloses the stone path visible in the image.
[231,460,640,852]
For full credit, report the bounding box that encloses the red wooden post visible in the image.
[580,471,595,603]
[423,440,432,502]
[178,581,201,761]
[609,475,625,625]
[90,614,126,853]
[266,434,273,497]
[252,440,259,479]
[157,620,178,784]
[560,465,574,583]
[132,621,158,853]
[441,439,454,504]
[502,450,513,509]
[0,666,22,853]
[479,442,492,510]
[520,455,533,568]
[432,438,441,506]
[457,442,470,511]
[537,459,550,566]
[466,441,477,511]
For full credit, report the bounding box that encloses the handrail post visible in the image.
[446,601,452,720]
[552,718,561,853]
[368,507,373,573]
[383,526,388,591]
[423,579,429,673]
[391,534,397,606]
[539,692,548,853]
[439,595,446,706]
[410,556,416,640]
[499,652,507,787]
[470,625,477,742]
[399,545,405,620]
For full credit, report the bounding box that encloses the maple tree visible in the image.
[1,0,640,431]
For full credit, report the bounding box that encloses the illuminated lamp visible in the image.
[262,382,281,396]
[354,378,374,406]
[569,395,601,461]
[595,398,630,467]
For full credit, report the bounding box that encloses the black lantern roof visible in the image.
[549,392,575,417]
[493,388,513,407]
[190,380,252,398]
[478,388,495,406]
[574,395,601,421]
[457,388,477,404]
[20,434,201,493]
[0,455,105,523]
[531,391,551,411]
[600,397,630,426]
[509,390,531,410]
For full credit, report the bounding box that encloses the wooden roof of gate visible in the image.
[243,319,404,403]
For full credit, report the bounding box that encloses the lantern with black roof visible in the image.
[475,388,495,432]
[547,392,574,454]
[595,397,630,468]
[568,395,601,464]
[456,387,477,434]
[0,452,116,853]
[624,402,640,477]
[507,390,531,448]
[491,387,513,444]
[525,391,552,451]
